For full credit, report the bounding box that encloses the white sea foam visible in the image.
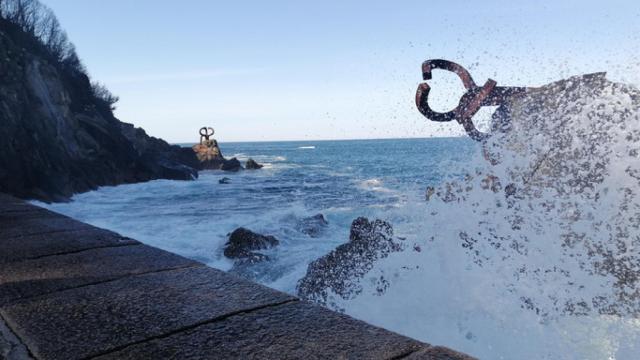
[327,76,640,359]
[298,146,316,149]
[36,76,640,359]
[356,178,394,193]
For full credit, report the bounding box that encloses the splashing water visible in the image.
[39,74,640,359]
[322,74,640,359]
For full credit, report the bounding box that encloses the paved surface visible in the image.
[0,194,475,359]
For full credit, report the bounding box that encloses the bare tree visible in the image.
[2,0,118,111]
[91,82,120,111]
[3,0,73,63]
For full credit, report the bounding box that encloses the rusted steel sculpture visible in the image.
[199,127,215,144]
[415,59,532,141]
[193,126,221,162]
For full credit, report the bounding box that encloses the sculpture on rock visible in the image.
[191,126,243,171]
[192,127,222,162]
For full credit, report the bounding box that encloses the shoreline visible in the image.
[0,193,474,359]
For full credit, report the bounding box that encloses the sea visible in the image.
[39,135,640,359]
[39,137,475,285]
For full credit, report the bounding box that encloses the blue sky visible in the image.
[44,0,640,143]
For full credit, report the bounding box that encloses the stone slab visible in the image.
[0,227,139,264]
[0,244,197,305]
[0,315,32,360]
[0,204,51,217]
[0,214,98,238]
[0,195,57,217]
[405,346,477,360]
[0,194,23,205]
[0,197,140,264]
[1,266,296,360]
[95,300,427,360]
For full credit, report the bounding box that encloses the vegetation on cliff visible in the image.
[0,0,199,202]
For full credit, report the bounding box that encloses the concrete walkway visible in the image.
[0,194,474,360]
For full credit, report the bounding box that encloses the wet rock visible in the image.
[223,228,279,260]
[218,177,232,184]
[297,217,403,306]
[194,139,226,170]
[221,157,242,172]
[245,158,263,170]
[193,143,245,172]
[230,253,271,268]
[297,213,329,237]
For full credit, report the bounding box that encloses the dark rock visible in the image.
[223,227,279,260]
[0,21,198,202]
[297,213,329,237]
[193,139,226,170]
[297,217,403,306]
[218,177,232,184]
[120,123,199,180]
[245,158,263,169]
[193,145,249,173]
[221,157,242,172]
[232,252,271,265]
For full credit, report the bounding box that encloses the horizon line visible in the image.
[170,134,468,145]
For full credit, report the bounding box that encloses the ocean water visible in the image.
[41,138,475,290]
[40,107,640,360]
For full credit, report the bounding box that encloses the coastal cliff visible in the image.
[0,15,198,202]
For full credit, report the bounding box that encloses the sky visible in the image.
[44,0,640,143]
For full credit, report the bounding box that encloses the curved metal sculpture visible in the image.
[194,127,220,162]
[199,127,215,145]
[415,59,531,141]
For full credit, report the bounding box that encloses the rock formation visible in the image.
[220,157,242,172]
[223,227,280,261]
[191,133,244,172]
[245,158,263,169]
[0,17,198,202]
[297,217,403,306]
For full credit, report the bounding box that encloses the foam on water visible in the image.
[40,139,467,292]
[323,76,640,359]
[38,77,640,359]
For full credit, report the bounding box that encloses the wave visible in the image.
[357,178,395,194]
[325,75,640,359]
[298,146,316,149]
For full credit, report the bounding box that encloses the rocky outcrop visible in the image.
[193,139,226,170]
[297,213,329,237]
[245,158,263,169]
[223,228,279,261]
[221,157,242,172]
[297,217,403,306]
[0,18,198,202]
[192,142,245,172]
